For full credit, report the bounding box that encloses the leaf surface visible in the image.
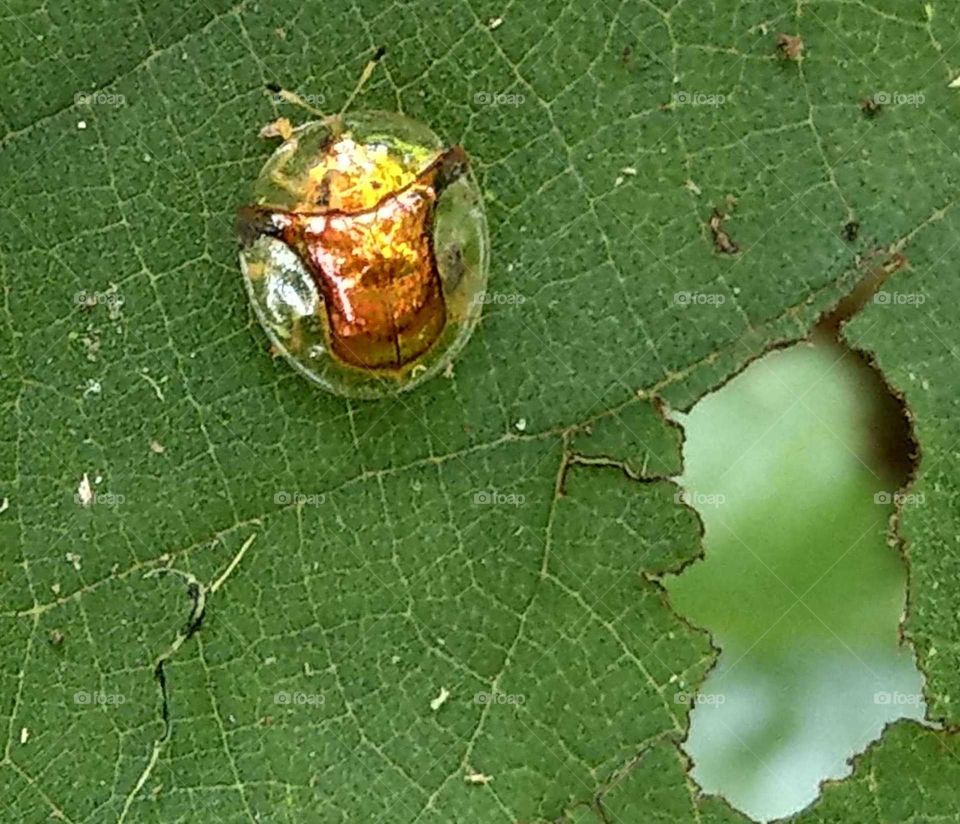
[2,2,959,821]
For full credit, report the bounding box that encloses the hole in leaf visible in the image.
[663,330,924,821]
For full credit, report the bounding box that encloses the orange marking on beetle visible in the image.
[239,146,467,371]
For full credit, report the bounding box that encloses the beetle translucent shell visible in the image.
[237,111,489,399]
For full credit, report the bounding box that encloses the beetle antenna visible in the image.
[338,46,387,117]
[266,82,327,118]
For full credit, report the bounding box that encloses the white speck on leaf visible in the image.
[81,334,100,362]
[19,727,29,745]
[0,497,8,514]
[105,285,124,320]
[430,686,450,711]
[77,474,94,507]
[66,552,82,571]
[514,418,527,432]
[149,440,165,454]
[465,769,493,784]
[488,16,503,29]
[77,120,87,130]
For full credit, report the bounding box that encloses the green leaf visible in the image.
[2,1,959,821]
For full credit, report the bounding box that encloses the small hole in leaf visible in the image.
[663,330,924,821]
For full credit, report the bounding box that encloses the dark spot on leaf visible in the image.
[842,220,860,242]
[708,208,739,255]
[860,97,883,118]
[776,33,804,61]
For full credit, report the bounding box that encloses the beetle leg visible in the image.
[259,117,294,141]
